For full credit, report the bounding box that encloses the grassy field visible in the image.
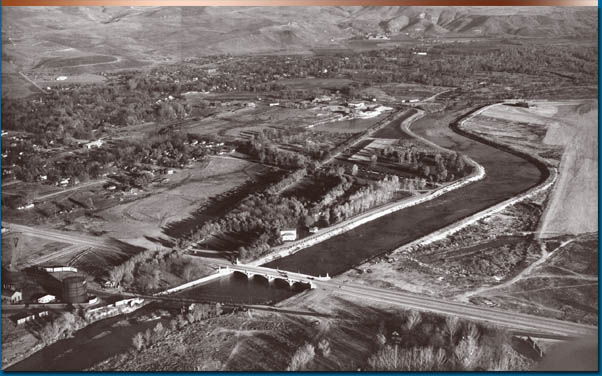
[72,158,266,250]
[33,55,118,69]
[313,116,384,133]
[2,233,70,269]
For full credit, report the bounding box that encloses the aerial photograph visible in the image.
[0,5,598,371]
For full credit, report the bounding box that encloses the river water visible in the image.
[8,108,544,371]
[189,108,543,292]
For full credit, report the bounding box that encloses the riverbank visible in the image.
[390,101,557,253]
[248,109,486,267]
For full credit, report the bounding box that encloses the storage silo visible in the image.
[62,276,87,303]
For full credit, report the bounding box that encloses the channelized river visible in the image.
[177,107,544,301]
[8,107,545,371]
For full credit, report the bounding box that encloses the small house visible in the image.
[37,294,56,304]
[84,139,104,149]
[309,226,319,234]
[1,289,22,304]
[280,228,297,242]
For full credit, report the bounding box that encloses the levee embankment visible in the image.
[390,102,556,255]
[249,109,487,267]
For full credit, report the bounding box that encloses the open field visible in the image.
[468,232,598,326]
[2,233,70,269]
[313,116,385,133]
[69,157,269,252]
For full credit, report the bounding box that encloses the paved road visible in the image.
[322,280,596,338]
[3,222,121,253]
[221,262,596,338]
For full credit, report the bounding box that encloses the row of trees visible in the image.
[326,175,402,224]
[367,311,532,371]
[239,138,309,169]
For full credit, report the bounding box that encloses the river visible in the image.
[8,106,544,371]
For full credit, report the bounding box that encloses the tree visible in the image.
[405,310,422,331]
[287,343,315,371]
[132,332,145,351]
[351,163,359,176]
[444,316,460,345]
[318,338,331,357]
[370,153,378,167]
[455,326,481,370]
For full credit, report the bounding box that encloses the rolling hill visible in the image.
[1,6,597,72]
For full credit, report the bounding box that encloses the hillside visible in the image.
[1,6,597,73]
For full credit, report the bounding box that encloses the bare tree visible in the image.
[132,332,145,351]
[286,343,315,371]
[318,338,331,357]
[455,329,481,370]
[444,316,461,345]
[406,310,422,331]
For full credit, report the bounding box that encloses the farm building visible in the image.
[280,228,297,242]
[1,289,22,304]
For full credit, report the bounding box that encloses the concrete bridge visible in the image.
[221,262,331,289]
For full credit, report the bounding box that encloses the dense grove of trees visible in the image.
[38,311,87,346]
[179,172,413,262]
[326,175,401,224]
[378,146,471,183]
[108,248,205,292]
[259,127,337,160]
[184,193,308,261]
[132,303,223,352]
[239,137,309,169]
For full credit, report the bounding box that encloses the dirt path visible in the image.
[456,238,576,302]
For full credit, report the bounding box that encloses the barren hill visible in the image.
[1,6,597,72]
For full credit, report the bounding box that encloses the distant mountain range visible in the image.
[1,6,597,71]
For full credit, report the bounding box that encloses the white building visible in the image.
[37,295,56,304]
[84,139,104,149]
[280,228,297,242]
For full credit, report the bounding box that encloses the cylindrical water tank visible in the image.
[62,276,87,303]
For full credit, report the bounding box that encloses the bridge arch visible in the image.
[251,274,271,283]
[232,270,249,279]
